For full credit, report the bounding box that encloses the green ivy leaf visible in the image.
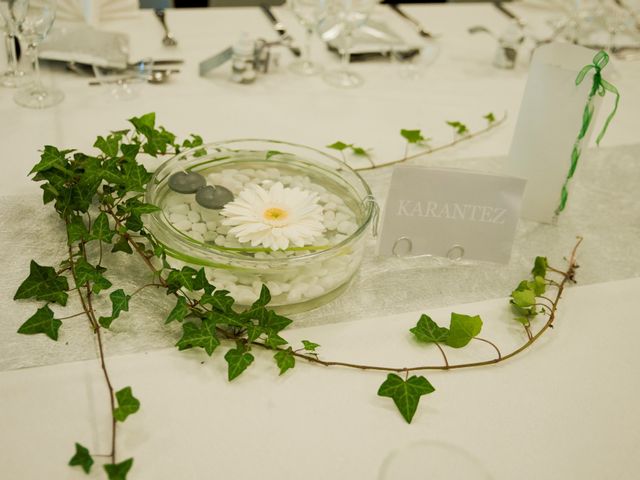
[200,289,235,313]
[511,289,536,309]
[445,313,482,348]
[104,458,133,480]
[165,296,189,324]
[99,289,131,328]
[66,215,89,244]
[301,340,320,352]
[111,235,133,254]
[532,256,548,279]
[69,442,93,473]
[274,348,295,375]
[351,146,369,156]
[29,145,73,174]
[410,314,449,343]
[14,260,69,306]
[90,212,115,243]
[246,323,264,343]
[326,141,349,151]
[166,266,199,293]
[17,305,62,341]
[175,320,220,356]
[400,129,425,144]
[446,120,469,135]
[264,333,288,349]
[113,387,140,422]
[484,112,496,124]
[377,373,435,423]
[74,258,112,294]
[94,134,121,157]
[224,344,255,381]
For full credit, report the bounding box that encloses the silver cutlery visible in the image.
[388,4,436,39]
[154,9,178,47]
[259,4,301,57]
[89,69,180,86]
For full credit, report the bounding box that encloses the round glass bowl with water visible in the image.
[145,139,376,314]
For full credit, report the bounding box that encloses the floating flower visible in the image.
[220,182,324,250]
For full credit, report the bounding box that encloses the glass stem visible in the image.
[28,43,43,92]
[4,33,19,73]
[341,31,352,73]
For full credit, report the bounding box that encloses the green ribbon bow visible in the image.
[556,50,620,215]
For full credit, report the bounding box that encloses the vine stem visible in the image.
[65,223,117,465]
[354,112,507,172]
[268,237,583,374]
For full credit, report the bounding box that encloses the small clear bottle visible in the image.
[231,33,257,84]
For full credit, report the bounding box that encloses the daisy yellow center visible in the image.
[263,207,288,222]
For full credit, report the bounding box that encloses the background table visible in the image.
[0,2,639,479]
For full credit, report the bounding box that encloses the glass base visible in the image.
[289,59,322,76]
[1,69,27,88]
[323,69,364,88]
[14,85,64,109]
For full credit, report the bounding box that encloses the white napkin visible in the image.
[35,0,139,24]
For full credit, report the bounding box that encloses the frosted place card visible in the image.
[377,166,526,263]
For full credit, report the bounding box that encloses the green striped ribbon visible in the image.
[555,50,620,215]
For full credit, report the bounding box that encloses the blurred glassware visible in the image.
[92,57,154,100]
[12,0,63,108]
[392,39,439,79]
[288,0,323,75]
[318,0,378,88]
[0,0,27,87]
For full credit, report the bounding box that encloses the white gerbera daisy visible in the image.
[220,182,325,250]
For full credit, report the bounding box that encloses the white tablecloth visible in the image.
[1,3,639,479]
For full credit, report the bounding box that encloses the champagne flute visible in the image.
[0,0,26,87]
[13,0,63,108]
[288,0,323,75]
[318,0,377,88]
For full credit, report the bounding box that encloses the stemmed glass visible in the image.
[13,0,63,108]
[318,0,377,88]
[288,0,323,75]
[0,0,26,87]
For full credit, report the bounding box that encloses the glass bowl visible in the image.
[145,139,376,314]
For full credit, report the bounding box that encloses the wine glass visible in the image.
[13,0,64,108]
[318,0,378,88]
[288,0,323,75]
[0,0,26,87]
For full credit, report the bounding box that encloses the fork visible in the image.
[388,4,436,39]
[154,9,178,47]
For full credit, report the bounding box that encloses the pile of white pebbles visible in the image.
[162,167,363,306]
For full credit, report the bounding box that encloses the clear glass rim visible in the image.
[146,138,376,266]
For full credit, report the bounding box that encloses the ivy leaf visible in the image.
[14,260,69,306]
[446,120,469,135]
[111,235,133,254]
[69,442,93,473]
[165,296,189,324]
[351,145,369,156]
[246,323,264,343]
[302,340,320,352]
[104,458,133,480]
[175,320,220,355]
[484,112,496,124]
[224,344,255,381]
[274,348,295,375]
[377,374,435,423]
[99,289,131,328]
[90,212,115,243]
[400,129,425,144]
[264,333,288,349]
[410,314,449,343]
[326,141,349,151]
[94,135,121,157]
[259,309,293,335]
[166,266,199,293]
[113,387,140,422]
[445,313,482,348]
[511,288,536,309]
[74,258,112,294]
[17,305,62,341]
[66,215,89,244]
[29,145,73,174]
[253,284,271,308]
[200,289,234,313]
[532,256,548,279]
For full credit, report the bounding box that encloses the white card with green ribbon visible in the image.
[377,166,526,263]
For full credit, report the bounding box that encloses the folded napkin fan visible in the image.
[33,0,139,23]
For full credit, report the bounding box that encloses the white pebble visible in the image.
[168,203,190,214]
[217,225,231,235]
[214,235,226,246]
[235,173,250,183]
[337,221,357,235]
[324,202,337,212]
[191,222,207,234]
[170,213,188,223]
[190,231,204,242]
[206,221,219,230]
[325,221,337,231]
[266,281,283,296]
[323,210,336,222]
[335,212,349,223]
[203,231,217,242]
[320,275,340,289]
[305,284,325,298]
[187,211,201,223]
[174,220,192,231]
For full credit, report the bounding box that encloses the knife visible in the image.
[259,4,301,57]
[492,1,526,28]
[388,3,436,39]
